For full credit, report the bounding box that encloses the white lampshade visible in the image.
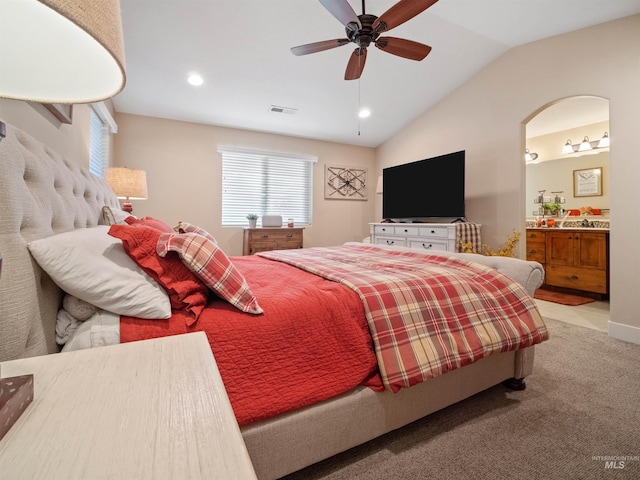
[597,132,610,148]
[578,136,593,152]
[0,0,126,103]
[561,139,574,154]
[525,149,538,162]
[105,167,148,200]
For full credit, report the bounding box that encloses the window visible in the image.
[89,102,117,177]
[218,146,317,226]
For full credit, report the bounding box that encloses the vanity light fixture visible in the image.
[525,149,538,162]
[562,132,610,154]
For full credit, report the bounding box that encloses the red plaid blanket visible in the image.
[258,244,548,392]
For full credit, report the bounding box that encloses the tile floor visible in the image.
[534,298,610,332]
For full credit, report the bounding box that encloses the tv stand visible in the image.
[369,222,482,253]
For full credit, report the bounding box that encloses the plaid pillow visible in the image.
[174,221,218,245]
[157,232,263,315]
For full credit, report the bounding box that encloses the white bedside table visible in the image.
[0,332,257,479]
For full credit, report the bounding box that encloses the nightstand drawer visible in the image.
[249,229,302,243]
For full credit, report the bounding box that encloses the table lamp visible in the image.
[105,167,148,213]
[0,0,127,441]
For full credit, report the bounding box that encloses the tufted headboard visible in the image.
[0,119,119,361]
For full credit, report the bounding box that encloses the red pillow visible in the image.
[157,231,263,315]
[125,216,173,233]
[109,224,209,326]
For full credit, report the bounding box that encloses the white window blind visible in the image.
[89,108,108,177]
[89,102,117,178]
[218,146,316,226]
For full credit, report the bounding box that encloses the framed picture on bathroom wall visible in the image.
[573,167,602,197]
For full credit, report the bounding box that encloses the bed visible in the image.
[0,119,548,480]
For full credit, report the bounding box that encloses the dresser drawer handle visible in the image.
[381,228,387,232]
[569,275,579,280]
[430,230,435,234]
[386,240,395,245]
[403,229,409,233]
[286,234,293,238]
[528,233,537,238]
[528,249,536,254]
[261,235,269,239]
[422,243,433,249]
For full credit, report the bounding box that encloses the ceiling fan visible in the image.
[291,0,438,80]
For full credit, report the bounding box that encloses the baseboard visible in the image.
[608,321,640,345]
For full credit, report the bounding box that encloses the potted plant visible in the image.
[542,202,561,216]
[246,213,258,228]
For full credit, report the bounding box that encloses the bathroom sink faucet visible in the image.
[560,212,572,228]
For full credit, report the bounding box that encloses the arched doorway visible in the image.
[523,96,610,329]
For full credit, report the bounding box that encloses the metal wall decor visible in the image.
[325,165,368,200]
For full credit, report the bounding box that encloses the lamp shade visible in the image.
[0,0,126,103]
[105,168,148,200]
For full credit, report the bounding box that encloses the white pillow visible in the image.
[28,226,171,319]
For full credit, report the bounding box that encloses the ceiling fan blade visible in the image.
[345,47,367,80]
[373,0,439,33]
[291,38,351,56]
[319,0,361,32]
[375,37,432,61]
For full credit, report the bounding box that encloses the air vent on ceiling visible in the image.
[269,105,297,115]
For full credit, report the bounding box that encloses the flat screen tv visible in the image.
[382,150,465,221]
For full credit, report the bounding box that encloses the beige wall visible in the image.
[376,15,640,342]
[113,113,377,256]
[0,99,92,168]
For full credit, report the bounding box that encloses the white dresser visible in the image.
[369,222,481,253]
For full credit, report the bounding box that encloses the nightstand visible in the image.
[0,332,257,479]
[243,227,304,255]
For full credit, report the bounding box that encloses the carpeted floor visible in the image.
[282,318,640,479]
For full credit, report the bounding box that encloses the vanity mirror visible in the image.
[525,97,609,220]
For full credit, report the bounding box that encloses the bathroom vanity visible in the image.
[526,226,609,297]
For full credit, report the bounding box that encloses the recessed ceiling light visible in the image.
[187,74,203,86]
[358,108,371,118]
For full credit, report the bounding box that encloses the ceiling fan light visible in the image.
[561,139,574,154]
[597,132,610,148]
[578,136,592,152]
[358,108,371,118]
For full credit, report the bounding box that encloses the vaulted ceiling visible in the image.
[113,1,640,148]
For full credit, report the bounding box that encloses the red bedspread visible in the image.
[259,245,549,392]
[120,256,381,427]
